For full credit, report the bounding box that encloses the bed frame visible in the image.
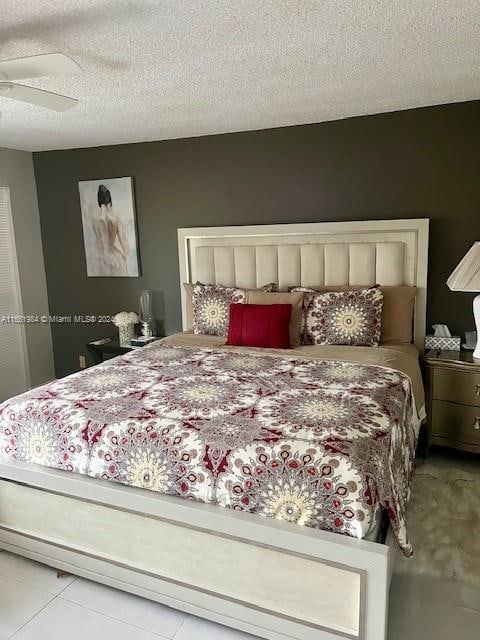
[0,219,429,640]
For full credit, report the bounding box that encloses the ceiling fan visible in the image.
[0,53,81,112]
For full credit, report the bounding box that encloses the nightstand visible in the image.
[86,336,160,364]
[423,350,480,453]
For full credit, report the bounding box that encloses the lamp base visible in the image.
[141,321,153,338]
[474,294,480,360]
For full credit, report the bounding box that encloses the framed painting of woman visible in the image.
[78,176,140,277]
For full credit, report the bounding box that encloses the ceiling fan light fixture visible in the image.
[0,52,81,111]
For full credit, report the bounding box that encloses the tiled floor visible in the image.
[1,449,479,640]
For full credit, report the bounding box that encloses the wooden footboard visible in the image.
[0,462,392,640]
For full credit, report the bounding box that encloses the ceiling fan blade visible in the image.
[0,83,78,111]
[0,53,82,81]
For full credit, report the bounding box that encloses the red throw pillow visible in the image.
[226,304,292,348]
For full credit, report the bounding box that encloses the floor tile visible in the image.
[61,577,185,638]
[173,615,258,640]
[12,598,168,640]
[0,574,52,640]
[0,551,75,595]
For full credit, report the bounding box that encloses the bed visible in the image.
[0,219,429,640]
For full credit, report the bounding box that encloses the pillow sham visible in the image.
[297,286,384,346]
[290,285,416,345]
[184,282,277,330]
[246,290,304,346]
[192,284,246,336]
[379,286,416,344]
[227,303,292,348]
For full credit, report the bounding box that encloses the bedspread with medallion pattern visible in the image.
[0,342,417,555]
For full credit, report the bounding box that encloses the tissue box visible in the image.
[424,335,461,351]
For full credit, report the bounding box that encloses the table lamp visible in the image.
[139,289,154,337]
[447,241,480,359]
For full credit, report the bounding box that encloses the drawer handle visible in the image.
[474,417,480,431]
[476,384,480,397]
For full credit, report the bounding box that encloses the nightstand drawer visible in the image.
[433,368,480,407]
[431,400,480,445]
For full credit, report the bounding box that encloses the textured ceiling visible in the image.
[1,0,479,151]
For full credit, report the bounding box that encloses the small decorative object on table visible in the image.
[139,289,155,337]
[447,241,480,359]
[112,311,138,347]
[130,335,158,347]
[424,324,461,351]
[463,330,478,351]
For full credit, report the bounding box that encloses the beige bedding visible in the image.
[161,332,425,413]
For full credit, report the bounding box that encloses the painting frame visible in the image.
[78,176,141,277]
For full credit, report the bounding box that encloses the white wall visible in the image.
[0,147,54,387]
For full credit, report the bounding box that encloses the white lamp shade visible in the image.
[447,242,480,292]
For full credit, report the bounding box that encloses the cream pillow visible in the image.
[246,290,304,347]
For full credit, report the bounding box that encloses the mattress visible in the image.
[0,335,423,555]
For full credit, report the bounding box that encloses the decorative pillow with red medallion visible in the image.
[192,284,246,336]
[298,286,384,346]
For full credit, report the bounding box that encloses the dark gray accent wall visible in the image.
[34,100,480,377]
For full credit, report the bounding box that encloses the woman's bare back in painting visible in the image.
[93,185,129,275]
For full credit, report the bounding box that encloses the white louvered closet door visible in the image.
[0,187,28,401]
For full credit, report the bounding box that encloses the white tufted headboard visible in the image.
[177,219,429,350]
